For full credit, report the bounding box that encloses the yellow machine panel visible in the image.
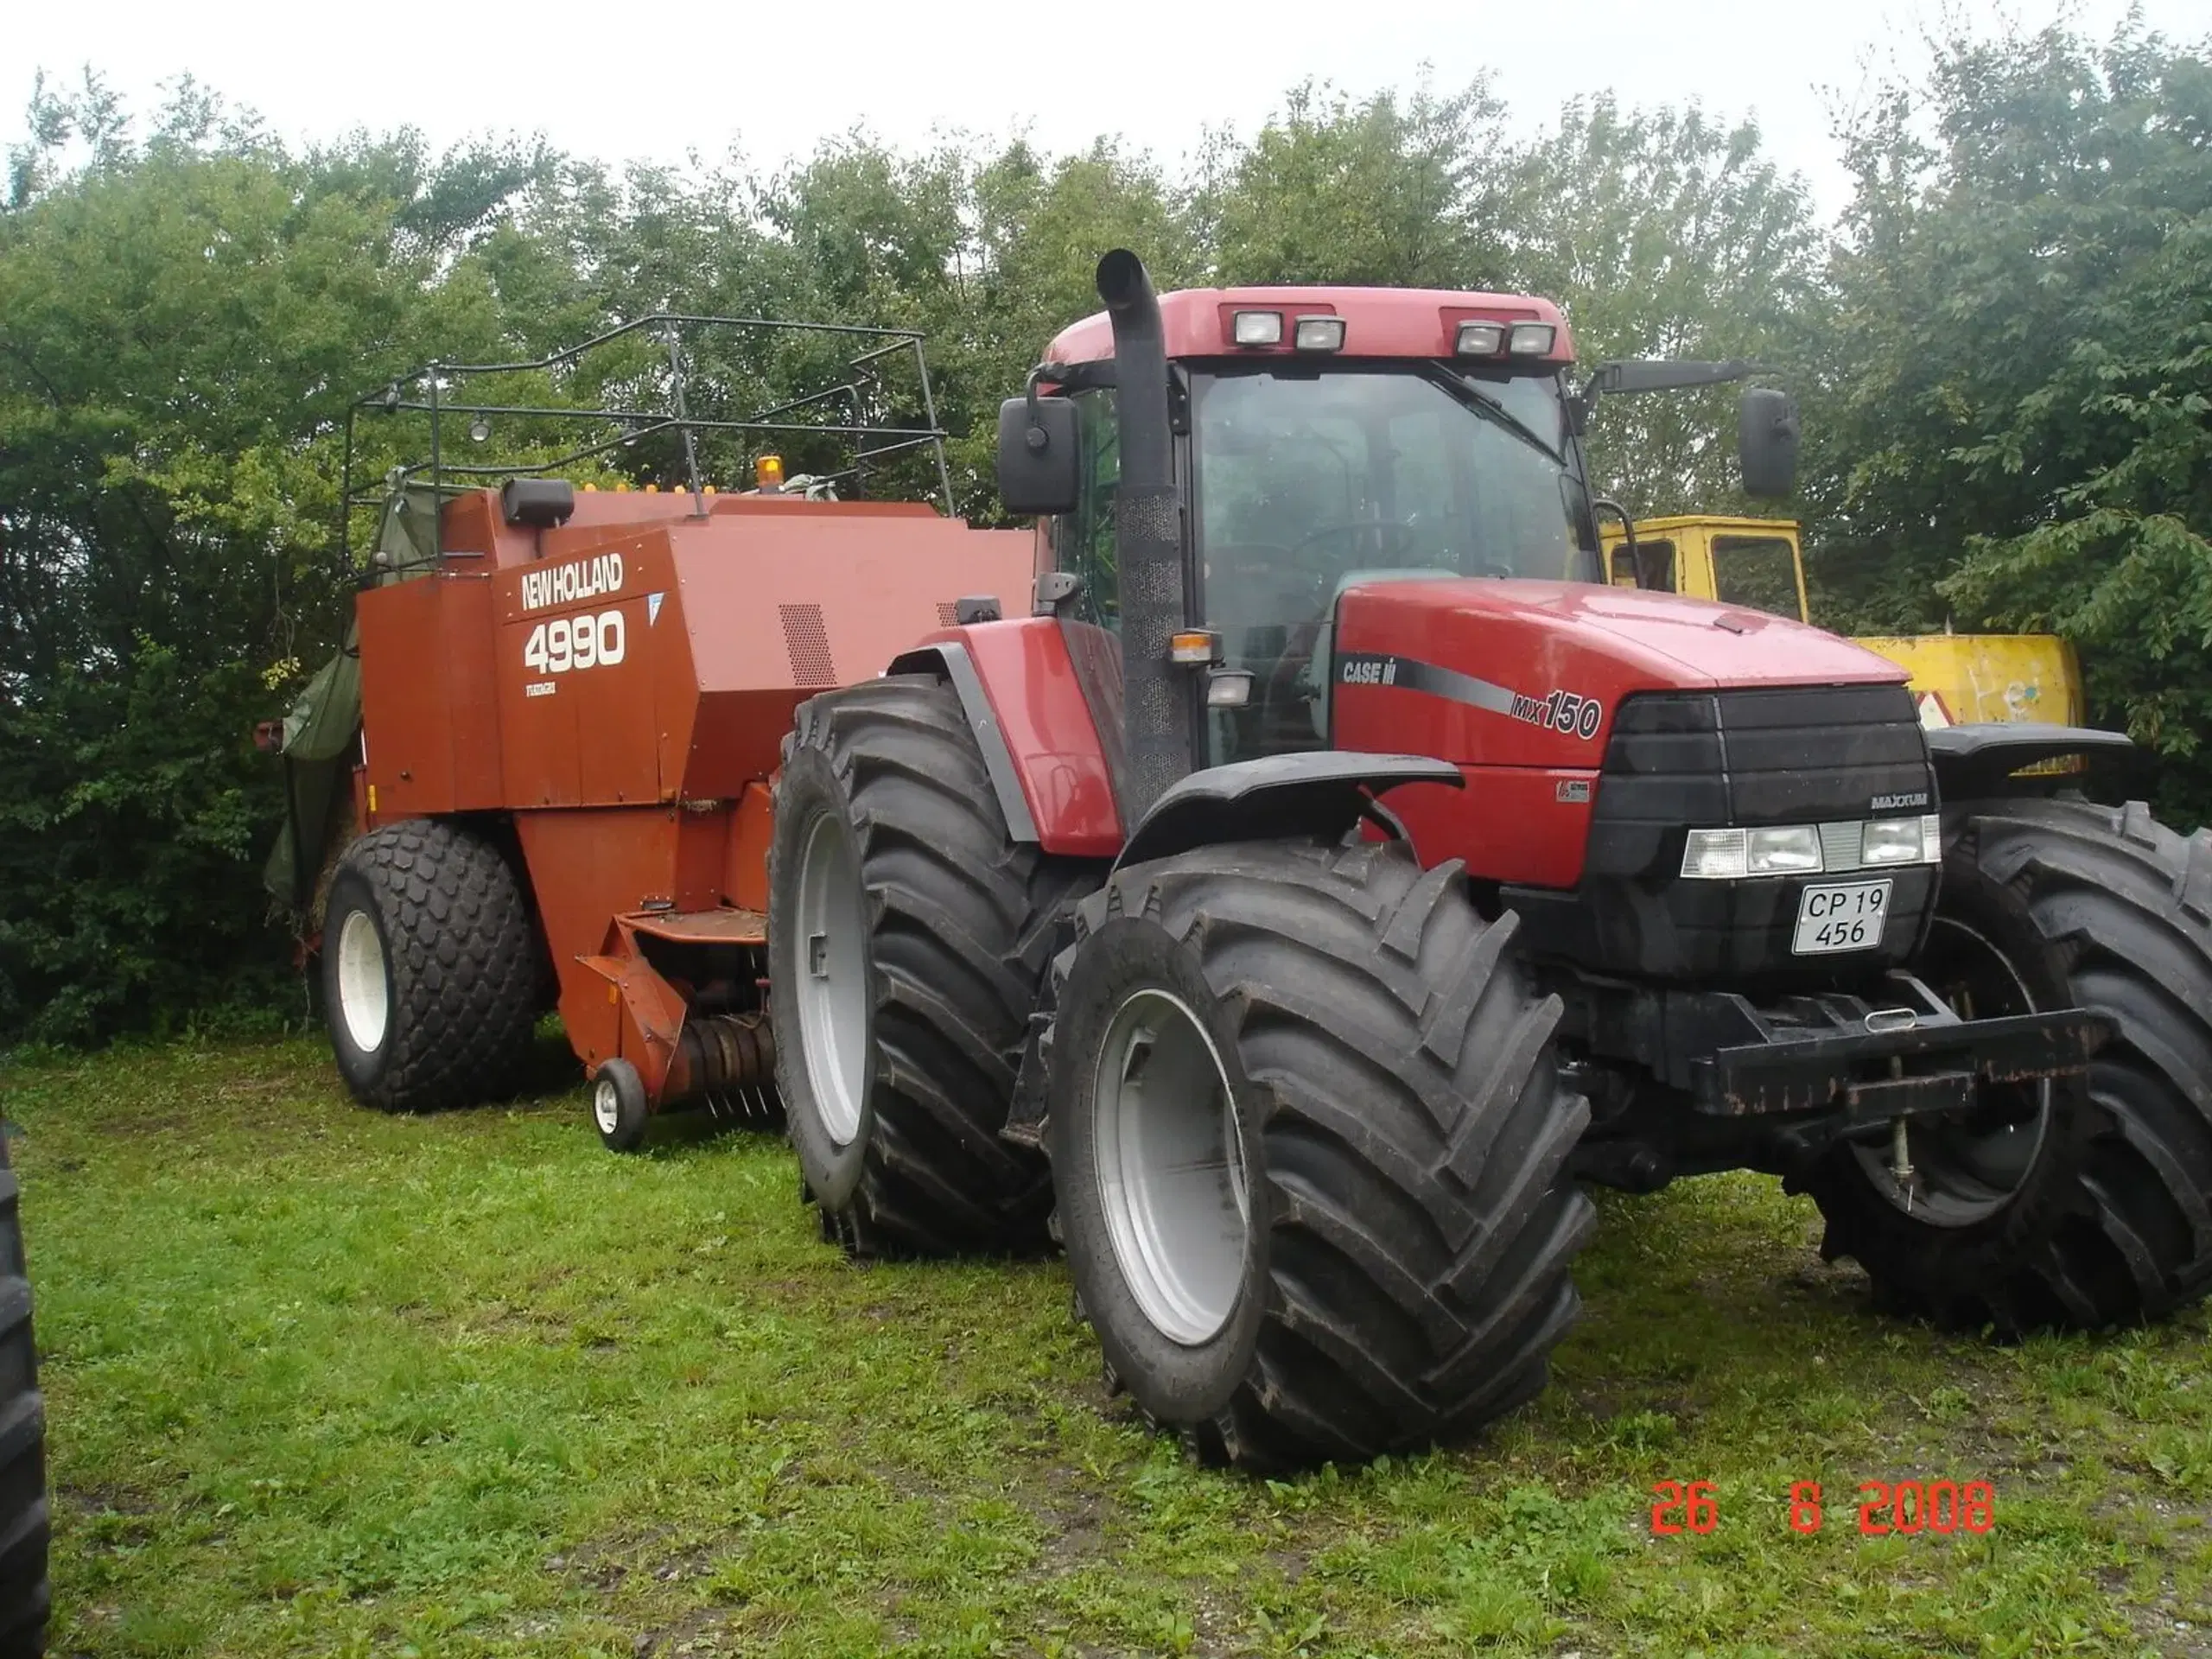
[1601,516,2082,731]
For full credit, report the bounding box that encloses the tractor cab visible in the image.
[1048,341,1604,762]
[999,269,1802,808]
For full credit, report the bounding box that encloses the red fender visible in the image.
[891,617,1126,858]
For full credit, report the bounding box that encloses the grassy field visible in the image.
[6,1034,2210,1657]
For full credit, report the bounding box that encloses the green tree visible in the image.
[1809,22,2212,820]
[0,82,556,1040]
[1198,79,1510,287]
[1498,95,1823,515]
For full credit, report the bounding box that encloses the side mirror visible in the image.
[995,394,1080,517]
[1738,387,1799,499]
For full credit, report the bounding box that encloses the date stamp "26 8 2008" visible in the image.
[1649,1479,1996,1536]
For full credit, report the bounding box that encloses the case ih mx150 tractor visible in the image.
[288,254,2212,1471]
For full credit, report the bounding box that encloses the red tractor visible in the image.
[286,257,2212,1472]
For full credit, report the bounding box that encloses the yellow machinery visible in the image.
[1604,515,2083,729]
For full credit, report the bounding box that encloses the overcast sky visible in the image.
[5,0,2202,220]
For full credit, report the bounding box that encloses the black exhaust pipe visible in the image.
[1095,248,1194,818]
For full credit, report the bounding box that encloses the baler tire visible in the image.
[0,1138,49,1657]
[591,1058,651,1154]
[321,818,539,1115]
[769,675,1099,1257]
[1808,798,2212,1332]
[1048,836,1594,1472]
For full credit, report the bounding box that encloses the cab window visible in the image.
[1710,534,1805,620]
[1611,537,1675,590]
[1052,388,1120,630]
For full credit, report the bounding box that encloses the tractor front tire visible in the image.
[0,1137,48,1657]
[321,819,540,1114]
[768,676,1097,1256]
[1049,837,1593,1471]
[1809,798,2212,1331]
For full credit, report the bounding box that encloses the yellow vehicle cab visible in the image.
[1603,515,2082,730]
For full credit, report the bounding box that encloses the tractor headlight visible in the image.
[1862,813,1942,867]
[1681,815,1942,880]
[1681,828,1750,880]
[1231,309,1283,347]
[1455,320,1505,356]
[1746,825,1824,874]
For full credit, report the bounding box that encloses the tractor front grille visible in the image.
[1506,683,1938,982]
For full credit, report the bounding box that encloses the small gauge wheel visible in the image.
[592,1058,650,1154]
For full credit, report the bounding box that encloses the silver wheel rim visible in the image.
[1855,914,2053,1225]
[335,907,390,1055]
[1092,988,1250,1347]
[793,807,869,1147]
[593,1077,621,1135]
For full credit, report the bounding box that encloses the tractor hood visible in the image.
[1345,578,1907,690]
[1329,576,1908,774]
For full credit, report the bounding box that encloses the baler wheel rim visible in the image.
[335,906,390,1055]
[592,1076,621,1137]
[794,805,869,1147]
[1093,987,1250,1347]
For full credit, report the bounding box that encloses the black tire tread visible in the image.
[1970,798,2212,1319]
[0,1149,49,1657]
[1823,798,2212,1329]
[779,677,1097,1255]
[1070,838,1592,1471]
[328,819,539,1113]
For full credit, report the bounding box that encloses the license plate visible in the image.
[1791,879,1892,955]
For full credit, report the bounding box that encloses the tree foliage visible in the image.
[1499,95,1824,512]
[1,26,2206,1042]
[1809,22,2212,819]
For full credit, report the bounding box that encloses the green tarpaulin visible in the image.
[259,488,442,911]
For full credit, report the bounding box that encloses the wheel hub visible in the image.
[1092,988,1250,1346]
[792,809,869,1146]
[1854,914,2053,1226]
[593,1077,620,1135]
[335,908,390,1054]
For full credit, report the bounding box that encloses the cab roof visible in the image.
[1046,285,1575,368]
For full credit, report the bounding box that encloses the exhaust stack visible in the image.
[1095,249,1195,818]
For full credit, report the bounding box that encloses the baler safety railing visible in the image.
[338,311,957,570]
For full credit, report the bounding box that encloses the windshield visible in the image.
[1192,365,1599,761]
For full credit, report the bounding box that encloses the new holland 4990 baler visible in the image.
[275,259,2212,1471]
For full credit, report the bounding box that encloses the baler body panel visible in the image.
[355,571,505,817]
[353,486,1032,1104]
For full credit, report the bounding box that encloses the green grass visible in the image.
[8,1035,2211,1656]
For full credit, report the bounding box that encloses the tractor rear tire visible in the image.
[0,1138,49,1657]
[769,676,1099,1256]
[1048,836,1594,1472]
[321,818,539,1114]
[1808,798,2212,1331]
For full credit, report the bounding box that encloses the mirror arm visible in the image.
[1022,365,1051,454]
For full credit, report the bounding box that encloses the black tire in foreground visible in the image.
[1048,836,1594,1472]
[0,1138,48,1657]
[1808,798,2212,1331]
[768,676,1098,1256]
[321,818,540,1114]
